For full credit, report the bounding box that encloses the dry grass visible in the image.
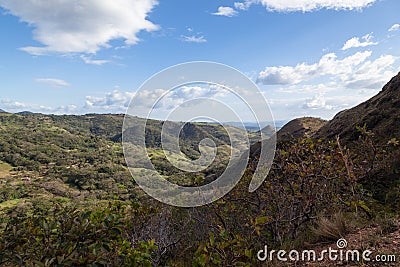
[311,212,349,242]
[0,161,12,178]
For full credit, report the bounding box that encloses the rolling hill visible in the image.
[277,117,327,141]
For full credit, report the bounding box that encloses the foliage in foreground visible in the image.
[192,129,399,266]
[0,201,157,266]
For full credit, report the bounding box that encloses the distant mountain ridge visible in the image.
[16,111,36,115]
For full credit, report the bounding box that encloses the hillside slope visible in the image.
[315,72,400,143]
[277,117,327,141]
[312,73,400,209]
[0,113,236,205]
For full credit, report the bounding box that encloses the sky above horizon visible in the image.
[0,0,399,121]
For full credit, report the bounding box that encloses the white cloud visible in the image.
[277,83,337,94]
[234,1,254,10]
[175,86,208,99]
[265,86,384,120]
[0,0,158,55]
[84,88,177,113]
[85,90,135,110]
[213,6,238,17]
[0,85,231,115]
[233,0,377,12]
[258,51,398,90]
[80,55,110,65]
[258,65,308,85]
[303,93,333,110]
[84,85,231,117]
[181,35,207,43]
[35,78,70,87]
[343,54,397,89]
[258,51,372,85]
[327,91,378,107]
[0,98,77,114]
[131,89,169,109]
[388,24,400,32]
[42,104,78,114]
[258,48,398,121]
[1,99,26,109]
[181,27,207,43]
[172,85,228,100]
[341,33,378,50]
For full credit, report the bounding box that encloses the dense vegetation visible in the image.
[0,110,399,266]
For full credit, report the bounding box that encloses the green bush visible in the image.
[0,202,157,266]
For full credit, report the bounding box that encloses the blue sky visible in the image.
[0,0,399,121]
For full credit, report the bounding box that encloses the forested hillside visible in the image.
[0,74,399,266]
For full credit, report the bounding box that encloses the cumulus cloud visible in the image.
[84,89,165,111]
[342,33,378,50]
[85,90,135,111]
[85,85,230,115]
[0,0,158,55]
[233,0,377,12]
[258,51,397,90]
[85,88,177,113]
[303,93,333,110]
[44,105,78,114]
[257,51,372,85]
[181,35,207,43]
[388,24,400,32]
[35,78,70,87]
[343,54,397,89]
[213,6,238,17]
[171,85,228,100]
